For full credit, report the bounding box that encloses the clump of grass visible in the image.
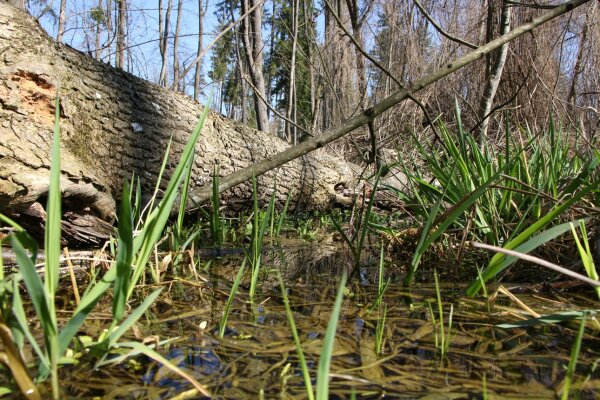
[391,103,599,289]
[247,175,276,301]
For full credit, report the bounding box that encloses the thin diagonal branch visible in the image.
[413,0,478,49]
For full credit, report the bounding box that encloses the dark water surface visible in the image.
[2,242,600,399]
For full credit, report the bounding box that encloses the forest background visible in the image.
[24,0,600,158]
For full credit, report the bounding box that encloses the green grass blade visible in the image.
[570,221,600,300]
[210,165,222,245]
[219,258,247,338]
[277,268,314,400]
[108,288,163,347]
[176,148,195,236]
[561,312,587,400]
[9,236,55,339]
[45,96,62,299]
[141,136,173,225]
[403,191,445,287]
[58,267,116,355]
[11,279,49,371]
[113,182,134,321]
[316,271,347,400]
[357,171,381,253]
[276,190,293,236]
[0,214,25,232]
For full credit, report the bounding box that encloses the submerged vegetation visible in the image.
[1,106,599,398]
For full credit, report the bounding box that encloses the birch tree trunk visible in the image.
[57,0,67,43]
[116,0,127,70]
[477,0,511,143]
[193,0,207,101]
[158,0,172,86]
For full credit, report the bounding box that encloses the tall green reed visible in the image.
[570,221,600,300]
[316,271,347,400]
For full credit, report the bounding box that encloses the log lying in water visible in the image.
[0,4,360,246]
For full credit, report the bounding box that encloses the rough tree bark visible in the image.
[0,4,356,245]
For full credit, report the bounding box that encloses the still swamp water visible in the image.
[2,236,600,399]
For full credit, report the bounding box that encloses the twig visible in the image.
[413,0,478,49]
[472,241,600,287]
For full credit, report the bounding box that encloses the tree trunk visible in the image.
[172,0,183,91]
[0,1,590,245]
[57,0,67,43]
[158,0,172,86]
[116,0,127,70]
[240,0,270,133]
[477,0,511,143]
[285,0,299,144]
[193,0,207,101]
[0,4,356,244]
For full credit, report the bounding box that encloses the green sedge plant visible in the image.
[391,102,598,289]
[428,269,453,360]
[218,257,247,338]
[570,220,600,300]
[316,271,347,400]
[247,175,276,301]
[277,268,315,400]
[561,312,588,400]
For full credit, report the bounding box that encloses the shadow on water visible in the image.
[3,240,600,399]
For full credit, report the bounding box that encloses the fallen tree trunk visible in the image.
[0,0,590,246]
[0,4,357,245]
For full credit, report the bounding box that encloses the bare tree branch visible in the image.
[412,0,478,49]
[190,0,591,205]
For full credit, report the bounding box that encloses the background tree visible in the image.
[19,0,599,149]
